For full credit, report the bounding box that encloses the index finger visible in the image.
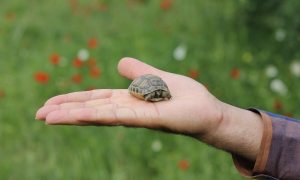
[117,57,165,80]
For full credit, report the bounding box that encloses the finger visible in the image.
[36,98,112,120]
[45,107,108,125]
[45,89,113,105]
[117,57,165,80]
[45,103,158,128]
[45,105,140,126]
[36,105,60,120]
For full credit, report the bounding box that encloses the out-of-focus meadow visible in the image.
[1,0,300,179]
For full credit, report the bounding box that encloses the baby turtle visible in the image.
[128,74,171,102]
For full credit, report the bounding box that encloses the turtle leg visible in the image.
[155,90,165,101]
[144,92,155,101]
[162,91,171,100]
[152,91,164,102]
[155,90,161,97]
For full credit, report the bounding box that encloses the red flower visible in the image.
[0,90,5,99]
[160,0,173,11]
[49,53,60,65]
[188,69,200,79]
[98,3,108,12]
[178,159,190,171]
[71,74,83,84]
[34,71,50,84]
[88,58,97,67]
[230,68,240,79]
[73,58,84,68]
[273,100,283,111]
[5,12,16,21]
[69,0,78,13]
[89,66,101,78]
[88,38,98,49]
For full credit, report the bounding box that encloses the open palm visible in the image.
[36,58,224,138]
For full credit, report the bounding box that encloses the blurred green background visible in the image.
[1,0,300,179]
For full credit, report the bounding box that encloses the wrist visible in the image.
[207,102,263,161]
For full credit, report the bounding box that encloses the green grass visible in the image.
[1,0,300,179]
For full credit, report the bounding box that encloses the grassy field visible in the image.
[1,0,300,179]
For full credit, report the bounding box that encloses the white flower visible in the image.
[270,79,288,95]
[275,29,286,42]
[290,60,300,77]
[77,49,89,61]
[173,44,187,61]
[265,65,278,78]
[151,139,162,152]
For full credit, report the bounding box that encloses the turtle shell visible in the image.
[128,74,171,101]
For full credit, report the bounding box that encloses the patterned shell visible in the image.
[128,74,170,100]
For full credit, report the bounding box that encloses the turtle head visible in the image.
[162,91,172,100]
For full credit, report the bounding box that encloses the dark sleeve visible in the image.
[232,108,300,180]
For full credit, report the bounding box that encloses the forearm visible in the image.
[204,102,264,162]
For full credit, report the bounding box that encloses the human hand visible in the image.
[36,57,224,140]
[36,57,264,161]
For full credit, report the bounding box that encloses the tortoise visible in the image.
[128,74,172,102]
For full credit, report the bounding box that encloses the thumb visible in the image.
[117,57,164,80]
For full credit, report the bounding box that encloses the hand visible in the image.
[36,57,264,161]
[36,58,224,140]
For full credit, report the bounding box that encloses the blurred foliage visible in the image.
[0,0,300,179]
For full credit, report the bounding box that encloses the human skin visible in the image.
[36,57,263,162]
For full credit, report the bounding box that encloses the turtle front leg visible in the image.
[145,91,165,102]
[144,92,156,101]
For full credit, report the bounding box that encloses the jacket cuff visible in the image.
[231,108,273,178]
